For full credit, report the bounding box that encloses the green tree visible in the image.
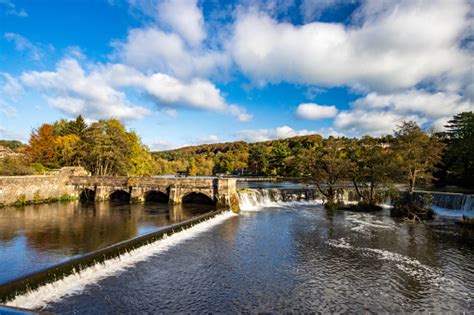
[248,145,268,175]
[268,142,290,175]
[393,121,445,193]
[80,119,133,176]
[213,153,234,174]
[310,137,354,207]
[442,112,474,186]
[349,136,396,206]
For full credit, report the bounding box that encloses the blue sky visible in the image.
[0,0,472,150]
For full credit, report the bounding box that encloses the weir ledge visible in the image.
[0,210,228,304]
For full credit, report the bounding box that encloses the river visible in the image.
[1,186,473,312]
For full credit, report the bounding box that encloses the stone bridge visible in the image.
[69,176,239,210]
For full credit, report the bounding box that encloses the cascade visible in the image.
[237,188,321,211]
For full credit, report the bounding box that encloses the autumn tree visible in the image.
[128,131,154,176]
[27,124,58,169]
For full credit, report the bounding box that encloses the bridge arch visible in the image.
[110,190,131,202]
[144,191,169,203]
[182,192,215,205]
[80,188,96,202]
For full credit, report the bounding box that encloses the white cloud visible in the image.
[99,63,250,121]
[195,134,220,144]
[157,0,206,46]
[332,89,474,135]
[113,27,230,80]
[236,125,316,142]
[334,110,426,136]
[148,140,182,151]
[352,90,473,119]
[4,33,43,60]
[20,58,250,122]
[296,103,338,120]
[0,0,27,17]
[1,73,23,98]
[20,59,151,120]
[230,1,472,92]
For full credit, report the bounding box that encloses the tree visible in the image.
[54,134,81,166]
[268,142,290,176]
[128,131,154,176]
[213,153,234,174]
[349,136,396,207]
[67,115,87,137]
[80,119,133,176]
[27,124,59,169]
[310,137,354,208]
[248,145,268,175]
[442,112,474,186]
[393,121,445,193]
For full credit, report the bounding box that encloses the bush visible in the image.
[0,157,34,176]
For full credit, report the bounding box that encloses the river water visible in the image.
[0,201,213,284]
[2,188,474,312]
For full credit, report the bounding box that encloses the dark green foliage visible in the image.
[247,145,268,175]
[441,112,474,187]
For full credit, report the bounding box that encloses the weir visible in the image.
[0,209,228,304]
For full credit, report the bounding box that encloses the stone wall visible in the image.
[0,175,77,206]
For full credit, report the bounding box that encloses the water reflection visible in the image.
[0,201,214,284]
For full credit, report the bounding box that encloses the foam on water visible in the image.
[325,237,471,300]
[345,213,395,233]
[6,211,237,310]
[238,188,323,211]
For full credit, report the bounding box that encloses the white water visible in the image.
[326,237,462,292]
[238,188,323,211]
[428,193,474,218]
[6,211,237,310]
[238,189,280,211]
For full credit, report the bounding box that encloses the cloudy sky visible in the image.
[0,0,472,150]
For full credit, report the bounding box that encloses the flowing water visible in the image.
[0,201,214,285]
[2,188,474,312]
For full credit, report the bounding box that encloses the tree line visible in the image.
[0,112,472,196]
[0,116,154,176]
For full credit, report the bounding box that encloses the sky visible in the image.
[0,0,473,150]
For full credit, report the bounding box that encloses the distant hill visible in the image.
[153,134,323,156]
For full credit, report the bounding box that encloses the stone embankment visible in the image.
[0,167,86,206]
